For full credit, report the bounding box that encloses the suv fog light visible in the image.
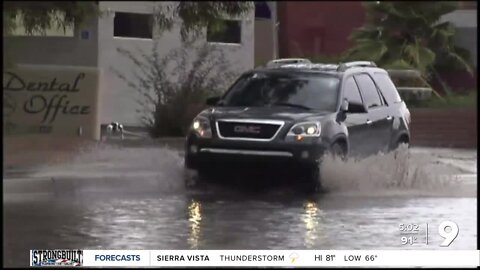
[190,145,198,154]
[301,150,309,159]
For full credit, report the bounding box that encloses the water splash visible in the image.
[30,143,186,195]
[320,145,474,197]
[23,142,476,198]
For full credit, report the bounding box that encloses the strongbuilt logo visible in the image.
[30,250,83,267]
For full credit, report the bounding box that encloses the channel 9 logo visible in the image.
[30,250,83,267]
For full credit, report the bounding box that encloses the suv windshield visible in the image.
[221,72,340,111]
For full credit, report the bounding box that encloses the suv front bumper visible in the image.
[184,134,329,170]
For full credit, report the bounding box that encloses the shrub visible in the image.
[113,42,236,137]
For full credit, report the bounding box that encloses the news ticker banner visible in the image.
[30,249,480,267]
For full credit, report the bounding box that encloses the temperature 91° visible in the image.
[398,221,459,247]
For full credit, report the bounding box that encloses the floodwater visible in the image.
[3,143,477,267]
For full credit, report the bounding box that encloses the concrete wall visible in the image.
[3,65,101,140]
[410,109,477,148]
[5,17,99,67]
[98,1,255,126]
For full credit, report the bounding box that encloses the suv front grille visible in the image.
[216,119,284,141]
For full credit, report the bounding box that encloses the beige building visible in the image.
[5,2,278,130]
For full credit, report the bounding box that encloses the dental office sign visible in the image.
[3,65,101,140]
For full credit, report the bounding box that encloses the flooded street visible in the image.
[3,143,477,267]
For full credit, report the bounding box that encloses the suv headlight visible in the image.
[287,122,321,140]
[191,116,212,138]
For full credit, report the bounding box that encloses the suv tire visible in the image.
[330,142,347,161]
[391,137,410,151]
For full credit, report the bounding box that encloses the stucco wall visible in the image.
[5,18,99,67]
[254,1,278,66]
[255,20,275,66]
[98,1,255,126]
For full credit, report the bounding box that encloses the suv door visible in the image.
[342,76,371,157]
[353,73,393,155]
[372,72,404,149]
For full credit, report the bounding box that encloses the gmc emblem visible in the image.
[234,125,261,134]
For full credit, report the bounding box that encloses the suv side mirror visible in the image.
[206,96,221,106]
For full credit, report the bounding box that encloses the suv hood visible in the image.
[205,106,332,122]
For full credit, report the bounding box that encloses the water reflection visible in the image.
[303,200,321,248]
[188,199,203,249]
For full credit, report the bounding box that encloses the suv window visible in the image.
[354,74,382,109]
[343,77,363,105]
[222,72,340,111]
[373,72,402,105]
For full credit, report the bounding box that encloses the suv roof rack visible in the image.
[337,61,377,72]
[261,59,377,72]
[309,63,339,70]
[266,58,312,68]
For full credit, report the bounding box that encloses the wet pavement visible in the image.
[3,143,477,267]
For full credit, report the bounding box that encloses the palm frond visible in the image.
[445,50,473,75]
[345,40,388,62]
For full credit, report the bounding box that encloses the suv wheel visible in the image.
[391,137,410,151]
[329,142,347,161]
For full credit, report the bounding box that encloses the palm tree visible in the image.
[343,1,473,95]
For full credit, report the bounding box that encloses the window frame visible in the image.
[113,12,153,40]
[372,72,403,106]
[206,19,242,45]
[353,73,387,111]
[342,75,366,108]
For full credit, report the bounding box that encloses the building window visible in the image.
[255,2,271,19]
[207,20,241,44]
[114,12,153,39]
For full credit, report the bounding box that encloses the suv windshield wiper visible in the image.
[271,102,312,110]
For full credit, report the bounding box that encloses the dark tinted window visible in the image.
[373,73,402,104]
[255,2,272,19]
[222,73,340,111]
[207,20,241,44]
[114,12,153,39]
[343,77,363,105]
[354,74,382,109]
